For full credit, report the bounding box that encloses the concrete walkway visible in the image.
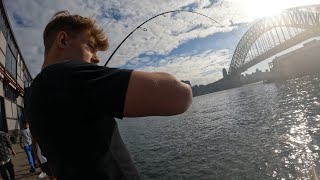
[1,143,49,180]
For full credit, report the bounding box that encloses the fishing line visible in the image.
[104,9,240,66]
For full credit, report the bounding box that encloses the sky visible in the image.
[3,0,320,85]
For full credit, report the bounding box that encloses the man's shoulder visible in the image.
[32,61,94,84]
[43,60,94,72]
[55,60,93,68]
[41,60,113,77]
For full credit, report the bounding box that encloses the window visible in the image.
[0,10,7,39]
[4,82,17,102]
[17,105,24,126]
[23,69,32,88]
[7,35,18,58]
[5,45,17,79]
[0,10,5,32]
[0,97,7,132]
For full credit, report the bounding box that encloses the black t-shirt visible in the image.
[24,61,140,180]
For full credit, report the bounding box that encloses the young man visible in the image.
[25,11,192,179]
[19,122,36,173]
[0,131,16,180]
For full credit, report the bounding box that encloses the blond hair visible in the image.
[43,11,109,55]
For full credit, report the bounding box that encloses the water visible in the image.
[118,74,320,180]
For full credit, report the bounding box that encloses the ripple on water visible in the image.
[118,74,320,180]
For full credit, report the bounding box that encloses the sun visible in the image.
[244,0,287,20]
[243,0,316,20]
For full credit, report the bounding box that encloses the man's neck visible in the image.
[42,56,65,70]
[42,48,69,70]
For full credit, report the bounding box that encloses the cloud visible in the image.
[3,0,241,77]
[138,49,233,85]
[3,0,319,79]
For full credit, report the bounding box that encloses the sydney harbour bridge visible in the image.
[227,4,320,79]
[105,4,320,95]
[196,3,320,95]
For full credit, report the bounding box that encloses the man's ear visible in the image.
[57,31,69,49]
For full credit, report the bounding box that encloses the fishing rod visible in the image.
[104,9,240,66]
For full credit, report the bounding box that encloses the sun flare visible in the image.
[244,0,317,20]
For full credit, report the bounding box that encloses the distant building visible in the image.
[0,1,32,137]
[222,68,228,79]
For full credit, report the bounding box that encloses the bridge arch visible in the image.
[228,4,320,75]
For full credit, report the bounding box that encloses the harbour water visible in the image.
[118,74,320,180]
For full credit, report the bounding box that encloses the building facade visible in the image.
[0,1,32,136]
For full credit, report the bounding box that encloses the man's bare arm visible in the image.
[124,71,192,117]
